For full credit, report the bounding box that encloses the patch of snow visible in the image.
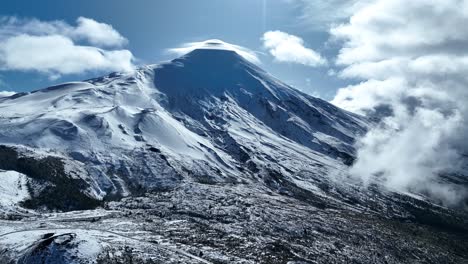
[0,170,30,211]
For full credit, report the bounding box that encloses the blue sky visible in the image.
[0,0,352,99]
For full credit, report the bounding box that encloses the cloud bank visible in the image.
[330,0,468,205]
[262,31,327,67]
[0,16,134,79]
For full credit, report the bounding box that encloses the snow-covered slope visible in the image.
[0,40,368,208]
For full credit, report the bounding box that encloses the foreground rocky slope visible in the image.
[0,40,466,263]
[1,178,467,263]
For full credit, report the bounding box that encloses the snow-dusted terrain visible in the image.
[0,40,466,263]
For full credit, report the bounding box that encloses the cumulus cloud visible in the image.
[168,39,260,64]
[72,17,127,47]
[0,16,134,78]
[262,31,327,67]
[1,35,133,78]
[330,0,468,205]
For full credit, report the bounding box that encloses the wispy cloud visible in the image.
[262,31,326,67]
[284,0,372,30]
[0,16,134,79]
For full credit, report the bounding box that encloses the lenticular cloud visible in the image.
[167,39,261,65]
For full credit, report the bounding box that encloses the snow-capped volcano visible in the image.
[0,41,368,207]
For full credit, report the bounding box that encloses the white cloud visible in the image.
[262,31,327,67]
[331,78,407,115]
[350,107,466,205]
[72,17,127,47]
[331,0,468,65]
[1,35,133,76]
[0,90,15,97]
[329,0,468,205]
[167,39,260,64]
[0,16,134,78]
